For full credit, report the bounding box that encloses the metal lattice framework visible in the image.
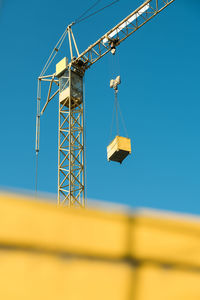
[73,0,175,70]
[58,67,85,206]
[36,0,175,207]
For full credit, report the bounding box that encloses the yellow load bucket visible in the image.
[107,136,131,164]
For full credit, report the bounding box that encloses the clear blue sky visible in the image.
[0,0,199,214]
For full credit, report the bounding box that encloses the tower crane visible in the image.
[35,0,175,207]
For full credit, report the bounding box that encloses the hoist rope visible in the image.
[109,98,116,142]
[115,91,119,136]
[109,89,129,140]
[117,100,129,137]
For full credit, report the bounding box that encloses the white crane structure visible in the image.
[35,0,175,207]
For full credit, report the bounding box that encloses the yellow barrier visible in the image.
[0,251,133,300]
[0,194,128,258]
[135,264,200,300]
[132,214,200,268]
[0,193,200,299]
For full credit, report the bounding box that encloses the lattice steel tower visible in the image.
[56,58,85,206]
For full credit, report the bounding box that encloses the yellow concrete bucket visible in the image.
[107,136,131,164]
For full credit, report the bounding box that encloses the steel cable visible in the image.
[74,0,120,25]
[110,89,129,139]
[39,0,120,77]
[75,0,103,23]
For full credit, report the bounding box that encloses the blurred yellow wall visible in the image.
[0,193,200,300]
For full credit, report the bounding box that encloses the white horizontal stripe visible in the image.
[103,4,150,44]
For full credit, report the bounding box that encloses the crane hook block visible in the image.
[107,136,131,164]
[110,76,121,92]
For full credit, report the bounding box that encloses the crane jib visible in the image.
[74,0,175,70]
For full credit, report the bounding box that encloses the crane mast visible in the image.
[36,0,175,207]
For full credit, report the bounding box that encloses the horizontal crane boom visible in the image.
[73,0,174,70]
